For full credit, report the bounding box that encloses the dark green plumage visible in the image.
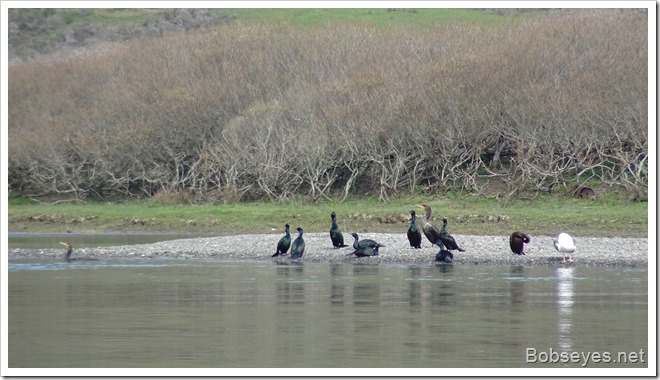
[439,218,465,252]
[272,224,291,257]
[350,232,385,256]
[290,227,305,260]
[417,204,445,249]
[407,210,422,249]
[330,212,348,248]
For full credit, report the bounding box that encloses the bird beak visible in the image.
[59,242,68,246]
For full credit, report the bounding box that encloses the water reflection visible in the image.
[329,264,346,306]
[408,267,422,307]
[353,264,380,306]
[509,266,525,308]
[8,261,647,368]
[276,262,305,305]
[556,267,575,351]
[430,265,456,308]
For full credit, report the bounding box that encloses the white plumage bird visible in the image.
[553,233,576,263]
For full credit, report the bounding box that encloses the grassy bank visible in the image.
[8,195,648,238]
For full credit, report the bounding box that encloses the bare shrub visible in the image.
[9,10,648,202]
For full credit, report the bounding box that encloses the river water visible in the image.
[7,231,216,249]
[7,258,648,369]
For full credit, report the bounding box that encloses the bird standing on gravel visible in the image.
[439,218,465,252]
[272,224,291,257]
[553,232,576,263]
[330,212,348,248]
[510,232,531,255]
[407,210,422,249]
[417,204,445,249]
[290,227,306,260]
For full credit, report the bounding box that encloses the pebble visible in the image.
[9,233,648,267]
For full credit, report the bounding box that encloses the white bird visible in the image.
[553,233,576,263]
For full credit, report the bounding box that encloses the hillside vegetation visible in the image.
[8,9,648,204]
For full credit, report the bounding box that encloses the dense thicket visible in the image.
[8,9,648,203]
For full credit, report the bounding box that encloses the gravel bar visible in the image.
[9,233,648,267]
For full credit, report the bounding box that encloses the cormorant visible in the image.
[435,249,453,263]
[350,246,379,257]
[439,218,465,252]
[417,204,445,249]
[510,232,531,255]
[60,241,73,261]
[272,224,291,257]
[290,227,305,260]
[59,242,97,261]
[553,233,576,263]
[350,233,385,256]
[330,212,348,248]
[407,210,422,249]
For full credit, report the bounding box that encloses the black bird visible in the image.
[290,227,305,260]
[330,212,348,248]
[439,218,465,252]
[350,233,385,256]
[60,241,73,261]
[272,224,291,257]
[417,204,445,249]
[59,242,97,261]
[435,249,454,263]
[510,231,531,255]
[407,210,423,249]
[350,246,380,257]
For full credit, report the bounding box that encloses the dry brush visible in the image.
[8,9,648,202]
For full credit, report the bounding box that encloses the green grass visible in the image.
[222,8,508,27]
[8,194,648,238]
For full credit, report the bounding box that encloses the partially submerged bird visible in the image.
[60,241,73,261]
[59,242,97,261]
[510,232,531,255]
[417,204,445,248]
[435,249,453,263]
[350,233,385,256]
[330,212,348,248]
[272,224,291,257]
[407,210,422,249]
[290,227,305,260]
[439,218,465,252]
[553,233,576,263]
